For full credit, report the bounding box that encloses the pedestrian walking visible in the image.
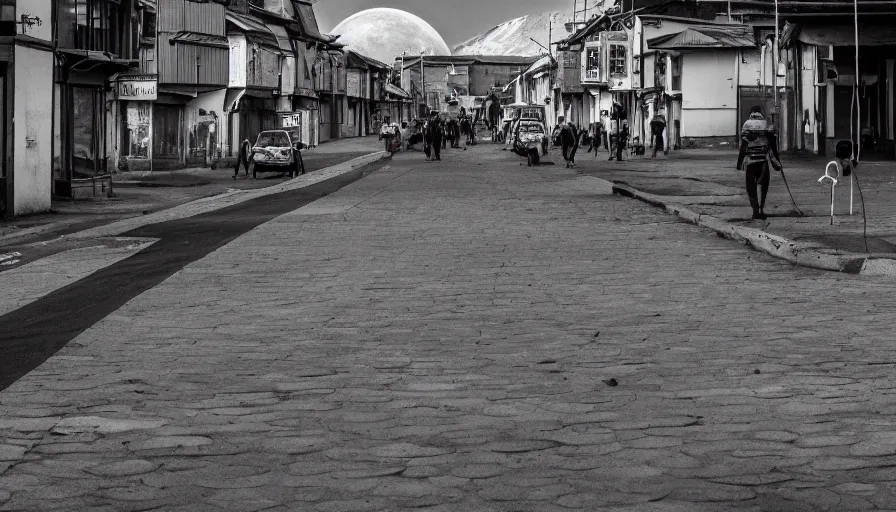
[587,122,602,156]
[427,111,444,161]
[379,116,400,154]
[233,138,251,179]
[608,102,628,162]
[650,114,667,158]
[560,121,579,168]
[736,106,782,220]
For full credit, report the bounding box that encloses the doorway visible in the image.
[70,86,105,179]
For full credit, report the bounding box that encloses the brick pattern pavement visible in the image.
[1,146,895,511]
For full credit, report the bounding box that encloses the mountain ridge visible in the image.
[453,12,564,57]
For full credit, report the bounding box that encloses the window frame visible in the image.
[608,44,627,78]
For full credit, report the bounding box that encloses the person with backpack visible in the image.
[736,106,782,220]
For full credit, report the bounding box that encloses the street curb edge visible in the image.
[610,182,891,275]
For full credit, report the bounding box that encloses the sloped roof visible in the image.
[647,25,756,49]
[226,10,274,34]
[523,54,555,74]
[385,83,411,99]
[293,1,333,44]
[352,51,390,70]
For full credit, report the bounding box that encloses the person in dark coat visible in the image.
[427,112,445,161]
[233,138,251,179]
[650,114,667,158]
[588,122,603,156]
[560,122,579,168]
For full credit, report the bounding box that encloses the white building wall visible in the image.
[13,46,54,215]
[681,51,738,137]
[799,46,818,152]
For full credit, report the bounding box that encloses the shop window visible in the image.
[609,44,627,77]
[122,102,151,159]
[562,51,577,70]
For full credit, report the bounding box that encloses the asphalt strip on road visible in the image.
[0,161,384,392]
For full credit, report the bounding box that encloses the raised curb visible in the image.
[63,151,387,241]
[611,182,895,275]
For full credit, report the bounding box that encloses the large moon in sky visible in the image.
[331,8,451,66]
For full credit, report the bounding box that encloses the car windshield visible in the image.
[256,132,290,147]
[519,124,543,133]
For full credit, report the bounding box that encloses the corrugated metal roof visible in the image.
[647,25,756,49]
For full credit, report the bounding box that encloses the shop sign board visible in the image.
[117,75,158,101]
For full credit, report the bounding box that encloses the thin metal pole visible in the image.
[830,181,835,225]
[773,0,779,127]
[854,0,861,163]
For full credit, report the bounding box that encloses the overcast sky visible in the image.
[314,0,574,47]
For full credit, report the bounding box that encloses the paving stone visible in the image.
[84,459,160,477]
[129,436,213,451]
[1,146,894,509]
[368,443,453,458]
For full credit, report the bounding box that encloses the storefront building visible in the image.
[0,0,54,217]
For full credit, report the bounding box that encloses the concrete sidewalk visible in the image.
[574,148,896,273]
[0,137,383,247]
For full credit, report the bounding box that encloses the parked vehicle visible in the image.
[512,120,549,166]
[503,103,548,147]
[250,129,305,179]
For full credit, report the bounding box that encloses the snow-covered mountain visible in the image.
[453,12,564,57]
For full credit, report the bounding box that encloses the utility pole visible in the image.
[420,51,426,116]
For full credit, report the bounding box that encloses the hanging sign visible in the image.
[116,75,158,101]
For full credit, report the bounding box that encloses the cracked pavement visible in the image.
[1,144,895,511]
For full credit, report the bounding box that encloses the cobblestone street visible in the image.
[2,145,895,511]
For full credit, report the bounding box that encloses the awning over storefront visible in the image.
[169,32,228,49]
[56,48,138,74]
[791,24,896,46]
[648,25,756,49]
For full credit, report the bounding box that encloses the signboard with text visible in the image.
[116,75,158,101]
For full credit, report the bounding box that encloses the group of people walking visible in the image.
[551,102,669,168]
[380,109,478,162]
